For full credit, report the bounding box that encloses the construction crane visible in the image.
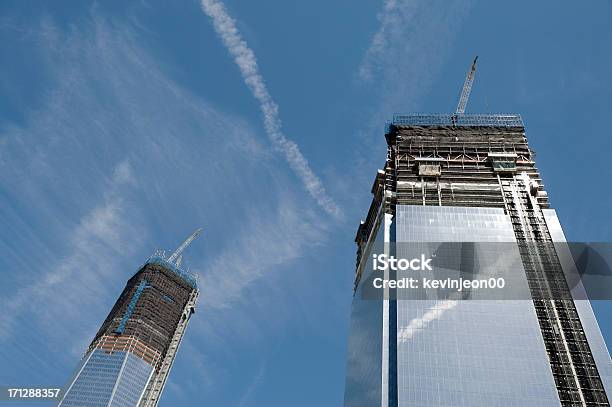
[455,56,478,115]
[167,228,203,265]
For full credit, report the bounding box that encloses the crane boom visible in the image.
[168,228,202,264]
[455,56,478,114]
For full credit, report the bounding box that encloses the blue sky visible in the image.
[0,0,610,406]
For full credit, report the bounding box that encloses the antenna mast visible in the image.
[455,56,478,114]
[167,228,202,264]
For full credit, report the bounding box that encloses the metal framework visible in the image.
[139,290,198,407]
[455,56,478,114]
[385,113,524,132]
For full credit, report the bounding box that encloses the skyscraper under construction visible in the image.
[344,59,612,406]
[57,230,201,407]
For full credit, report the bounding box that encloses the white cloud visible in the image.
[357,0,475,112]
[0,161,142,344]
[112,160,136,186]
[358,0,417,81]
[200,0,343,220]
[196,196,325,310]
[0,14,331,386]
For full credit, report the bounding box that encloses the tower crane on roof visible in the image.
[168,228,202,265]
[455,56,478,115]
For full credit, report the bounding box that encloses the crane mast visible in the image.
[455,56,478,115]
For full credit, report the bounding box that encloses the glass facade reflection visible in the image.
[344,220,384,407]
[59,349,153,407]
[394,205,560,406]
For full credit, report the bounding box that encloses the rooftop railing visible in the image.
[385,113,524,133]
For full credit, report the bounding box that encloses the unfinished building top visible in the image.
[143,255,198,289]
[385,113,524,132]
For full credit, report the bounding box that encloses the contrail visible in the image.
[200,0,342,219]
[358,0,418,81]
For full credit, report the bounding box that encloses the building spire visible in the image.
[167,228,202,265]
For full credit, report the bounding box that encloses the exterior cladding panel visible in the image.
[58,350,154,407]
[395,205,560,406]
